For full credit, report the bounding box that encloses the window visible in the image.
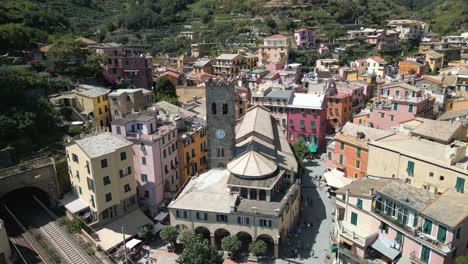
[176,210,188,219]
[455,226,462,239]
[423,218,432,235]
[282,119,286,127]
[408,104,414,113]
[406,161,414,175]
[78,187,82,195]
[72,154,79,163]
[120,167,132,177]
[141,174,148,183]
[289,120,294,127]
[356,199,363,209]
[105,192,112,202]
[222,103,228,115]
[335,108,339,116]
[310,121,315,130]
[103,176,111,185]
[393,102,398,110]
[90,195,95,208]
[259,219,273,227]
[340,142,345,150]
[123,184,131,193]
[455,177,465,193]
[237,216,250,225]
[211,103,217,114]
[339,154,344,164]
[395,231,403,244]
[101,159,108,168]
[141,157,146,165]
[341,194,346,201]
[440,175,445,181]
[196,212,208,221]
[437,225,447,243]
[85,160,90,174]
[327,152,332,160]
[216,214,228,223]
[300,120,305,129]
[356,160,360,168]
[356,148,361,157]
[120,152,127,161]
[420,245,431,263]
[350,212,358,225]
[380,112,385,118]
[87,178,94,192]
[379,221,389,233]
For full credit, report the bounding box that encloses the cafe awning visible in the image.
[308,144,318,153]
[125,239,142,250]
[371,234,400,261]
[323,169,353,189]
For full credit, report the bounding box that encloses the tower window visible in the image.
[211,103,217,114]
[222,103,228,115]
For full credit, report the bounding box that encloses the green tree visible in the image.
[221,235,241,258]
[177,235,223,264]
[249,240,267,257]
[457,255,468,264]
[178,229,195,245]
[160,226,178,247]
[64,217,85,233]
[137,223,154,240]
[291,137,308,168]
[156,76,176,96]
[0,23,47,53]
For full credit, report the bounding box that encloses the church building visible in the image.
[168,79,301,257]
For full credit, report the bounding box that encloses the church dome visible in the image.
[227,150,277,179]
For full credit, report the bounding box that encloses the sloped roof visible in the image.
[422,189,468,227]
[264,34,289,39]
[227,151,277,178]
[403,118,463,142]
[438,108,468,121]
[368,56,386,64]
[380,82,421,92]
[236,105,274,141]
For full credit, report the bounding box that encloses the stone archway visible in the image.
[194,226,211,244]
[236,231,253,255]
[214,228,230,250]
[257,234,276,257]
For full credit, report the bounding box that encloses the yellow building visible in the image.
[50,84,111,127]
[424,50,444,72]
[65,132,138,225]
[445,97,468,112]
[258,34,296,68]
[367,133,467,194]
[177,126,208,186]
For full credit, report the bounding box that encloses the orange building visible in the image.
[327,93,353,130]
[328,122,394,179]
[352,109,370,125]
[398,60,427,76]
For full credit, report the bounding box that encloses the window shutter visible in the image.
[204,213,208,220]
[246,218,250,225]
[196,212,200,220]
[436,225,447,243]
[237,217,241,224]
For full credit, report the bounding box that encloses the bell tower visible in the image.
[205,79,236,169]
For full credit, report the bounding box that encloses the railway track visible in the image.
[3,204,56,264]
[32,195,97,264]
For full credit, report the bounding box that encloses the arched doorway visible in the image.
[194,226,211,244]
[214,228,230,250]
[236,232,253,255]
[257,234,275,257]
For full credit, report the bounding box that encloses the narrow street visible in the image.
[278,153,336,264]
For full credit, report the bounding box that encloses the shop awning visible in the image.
[371,234,400,261]
[59,192,89,214]
[154,211,169,222]
[323,169,353,189]
[125,239,142,250]
[308,144,318,153]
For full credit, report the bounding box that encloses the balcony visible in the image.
[337,220,378,247]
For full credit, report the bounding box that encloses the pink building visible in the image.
[92,43,153,89]
[111,111,178,216]
[287,93,327,153]
[294,27,316,48]
[334,178,468,264]
[368,82,434,129]
[366,29,400,50]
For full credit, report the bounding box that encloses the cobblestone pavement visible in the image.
[277,154,337,264]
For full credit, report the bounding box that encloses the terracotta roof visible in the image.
[369,56,386,64]
[161,71,180,79]
[264,34,289,39]
[416,75,443,85]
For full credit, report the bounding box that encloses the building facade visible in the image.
[108,88,153,119]
[212,54,246,79]
[66,133,138,225]
[258,34,295,69]
[178,125,208,186]
[294,27,315,48]
[111,112,179,216]
[388,19,426,41]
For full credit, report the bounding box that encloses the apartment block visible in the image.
[294,27,315,48]
[368,82,435,129]
[178,123,208,186]
[258,34,296,70]
[327,122,394,179]
[334,178,468,264]
[212,54,246,79]
[388,19,426,41]
[287,93,327,153]
[108,88,153,119]
[65,132,138,225]
[111,111,179,216]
